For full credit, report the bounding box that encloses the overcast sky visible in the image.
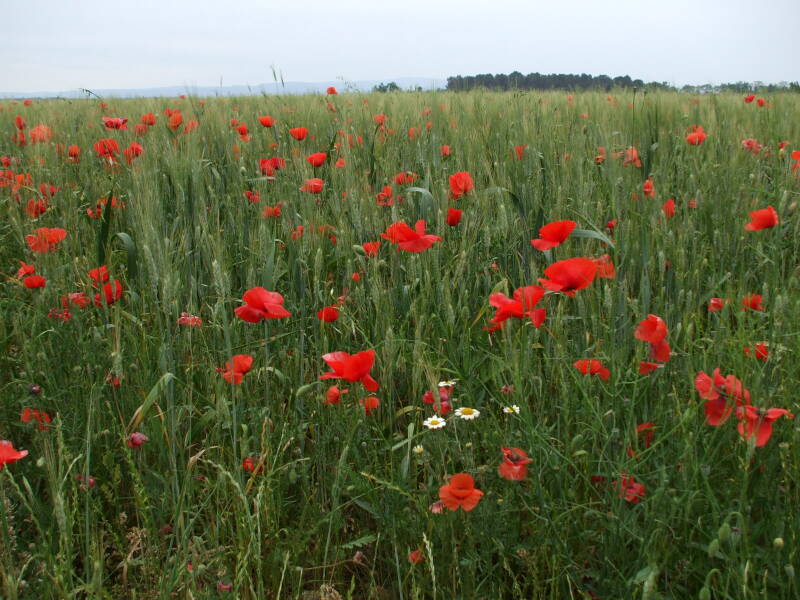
[2,0,798,93]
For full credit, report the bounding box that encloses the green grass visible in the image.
[1,89,799,599]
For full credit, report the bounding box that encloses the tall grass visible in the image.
[1,89,799,599]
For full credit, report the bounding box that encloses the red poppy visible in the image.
[743,342,769,361]
[289,127,308,141]
[317,306,340,322]
[0,440,28,469]
[486,285,546,332]
[538,257,597,296]
[23,275,46,289]
[648,339,671,363]
[707,297,727,312]
[634,314,667,344]
[67,145,81,162]
[319,349,379,392]
[177,312,203,327]
[16,261,35,278]
[326,86,338,95]
[244,190,260,204]
[591,254,616,279]
[123,142,144,165]
[642,178,656,198]
[741,138,763,155]
[216,354,254,385]
[262,205,281,218]
[14,116,26,130]
[88,266,109,286]
[93,138,119,160]
[744,206,778,231]
[438,473,483,511]
[446,207,463,227]
[25,196,47,219]
[380,220,442,253]
[242,456,262,473]
[372,114,387,126]
[234,287,291,322]
[29,125,52,144]
[62,292,90,309]
[498,447,533,481]
[622,147,642,167]
[167,112,183,131]
[394,172,418,185]
[126,432,149,449]
[408,550,424,564]
[595,146,607,164]
[360,396,380,416]
[736,405,793,447]
[324,385,348,406]
[93,280,123,306]
[744,94,756,103]
[362,241,381,257]
[102,116,128,130]
[448,171,473,199]
[694,369,750,426]
[513,145,527,160]
[334,157,346,168]
[662,199,676,218]
[685,125,708,146]
[756,98,766,107]
[26,227,67,253]
[141,113,156,126]
[300,178,324,193]
[741,294,764,311]
[639,361,661,374]
[305,152,327,167]
[531,220,576,251]
[614,474,646,503]
[21,408,52,430]
[574,359,610,381]
[258,116,275,127]
[440,145,451,157]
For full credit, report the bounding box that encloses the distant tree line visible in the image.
[445,71,800,93]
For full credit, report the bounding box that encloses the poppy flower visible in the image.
[408,549,424,564]
[743,342,769,361]
[744,206,778,231]
[741,294,764,311]
[498,447,533,481]
[258,116,275,127]
[634,315,667,344]
[23,275,46,289]
[0,440,28,469]
[372,114,387,126]
[26,227,67,253]
[595,146,607,164]
[123,142,144,165]
[741,138,763,155]
[448,171,473,199]
[26,197,48,218]
[380,220,442,253]
[334,157,346,168]
[305,152,327,167]
[289,127,308,141]
[685,125,708,146]
[574,359,610,381]
[694,369,749,426]
[177,312,202,327]
[234,287,291,322]
[88,266,109,286]
[362,241,381,257]
[167,112,183,131]
[299,178,324,193]
[642,178,656,198]
[29,125,53,144]
[319,349,379,392]
[756,98,766,107]
[67,145,81,162]
[102,116,128,130]
[622,147,642,167]
[242,456,262,473]
[141,113,156,126]
[394,172,418,185]
[16,261,35,278]
[662,199,676,218]
[216,354,254,385]
[14,116,26,130]
[531,220,576,251]
[126,432,149,449]
[614,474,646,503]
[736,405,794,447]
[538,257,597,296]
[591,254,616,279]
[93,138,119,160]
[648,339,671,363]
[21,408,52,430]
[317,306,340,322]
[485,285,546,332]
[744,94,756,103]
[244,190,260,204]
[446,207,463,227]
[639,361,661,374]
[326,86,338,95]
[360,396,380,416]
[440,145,451,157]
[62,292,90,309]
[93,280,123,306]
[513,145,527,160]
[707,297,727,312]
[324,385,348,406]
[438,473,483,511]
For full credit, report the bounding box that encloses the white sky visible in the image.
[2,0,799,92]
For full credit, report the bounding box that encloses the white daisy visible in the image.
[423,416,447,430]
[437,380,458,388]
[503,405,520,414]
[455,407,480,420]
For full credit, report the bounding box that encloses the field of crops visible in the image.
[1,88,800,599]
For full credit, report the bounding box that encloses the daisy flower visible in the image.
[423,416,447,430]
[503,405,520,414]
[438,379,458,388]
[455,407,480,420]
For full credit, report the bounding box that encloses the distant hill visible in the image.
[0,78,447,99]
